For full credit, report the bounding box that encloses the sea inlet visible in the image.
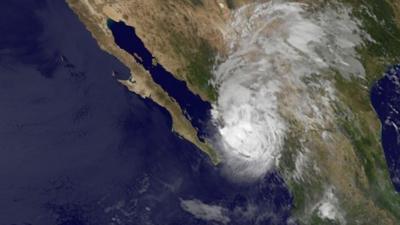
[107,19,213,140]
[0,1,293,224]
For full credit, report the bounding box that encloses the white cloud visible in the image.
[313,187,346,224]
[212,1,368,180]
[180,199,230,224]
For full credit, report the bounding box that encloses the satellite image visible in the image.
[1,0,400,224]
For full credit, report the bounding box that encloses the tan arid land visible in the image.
[67,0,400,224]
[66,0,234,164]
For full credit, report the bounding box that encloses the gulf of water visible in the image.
[0,1,293,224]
[107,20,213,140]
[371,64,400,192]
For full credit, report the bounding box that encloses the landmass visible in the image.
[66,0,229,163]
[67,0,400,224]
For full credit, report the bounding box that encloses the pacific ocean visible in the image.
[0,1,293,225]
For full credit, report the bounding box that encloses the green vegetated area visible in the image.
[280,129,309,213]
[279,119,326,223]
[310,214,341,225]
[334,74,400,220]
[170,30,217,101]
[334,0,400,221]
[186,0,240,9]
[225,0,236,9]
[184,0,203,6]
[186,40,217,101]
[350,0,400,84]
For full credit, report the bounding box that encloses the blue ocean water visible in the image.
[371,64,400,192]
[0,1,293,225]
[107,20,213,139]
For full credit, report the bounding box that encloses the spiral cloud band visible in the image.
[212,1,368,180]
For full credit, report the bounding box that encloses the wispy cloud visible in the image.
[212,1,368,181]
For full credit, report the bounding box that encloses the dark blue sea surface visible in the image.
[0,1,293,225]
[107,20,213,139]
[371,64,400,192]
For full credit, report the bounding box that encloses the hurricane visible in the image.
[212,0,369,181]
